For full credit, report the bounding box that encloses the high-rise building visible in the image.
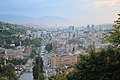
[87,25,90,31]
[69,26,75,32]
[91,25,95,31]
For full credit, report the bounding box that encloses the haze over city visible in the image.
[0,0,120,26]
[0,0,120,80]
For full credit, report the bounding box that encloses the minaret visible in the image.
[20,41,21,49]
[4,59,6,65]
[4,50,8,65]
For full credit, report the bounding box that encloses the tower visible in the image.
[20,41,21,49]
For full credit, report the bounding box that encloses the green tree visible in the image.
[33,56,44,80]
[33,64,40,80]
[22,37,32,46]
[87,45,96,53]
[7,58,28,65]
[67,47,120,80]
[32,38,42,47]
[49,71,66,80]
[35,56,43,72]
[0,76,8,80]
[105,14,120,46]
[30,48,36,59]
[45,43,52,52]
[1,64,18,80]
[0,21,27,48]
[39,73,45,80]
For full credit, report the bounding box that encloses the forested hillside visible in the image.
[0,21,27,48]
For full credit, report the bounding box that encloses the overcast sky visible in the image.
[0,0,120,25]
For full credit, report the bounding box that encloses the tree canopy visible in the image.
[105,14,120,46]
[0,64,17,80]
[33,56,44,80]
[45,43,52,52]
[67,47,120,80]
[0,76,8,80]
[32,38,42,47]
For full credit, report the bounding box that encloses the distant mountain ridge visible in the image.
[0,14,70,25]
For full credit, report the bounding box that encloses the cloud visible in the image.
[88,0,120,7]
[109,0,120,6]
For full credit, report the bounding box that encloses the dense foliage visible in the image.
[32,38,42,47]
[0,76,8,80]
[33,56,45,80]
[0,22,27,48]
[0,58,28,65]
[67,47,120,80]
[7,58,28,65]
[21,37,32,46]
[0,21,42,48]
[30,48,37,59]
[105,14,120,46]
[49,70,66,80]
[45,43,52,52]
[0,64,17,80]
